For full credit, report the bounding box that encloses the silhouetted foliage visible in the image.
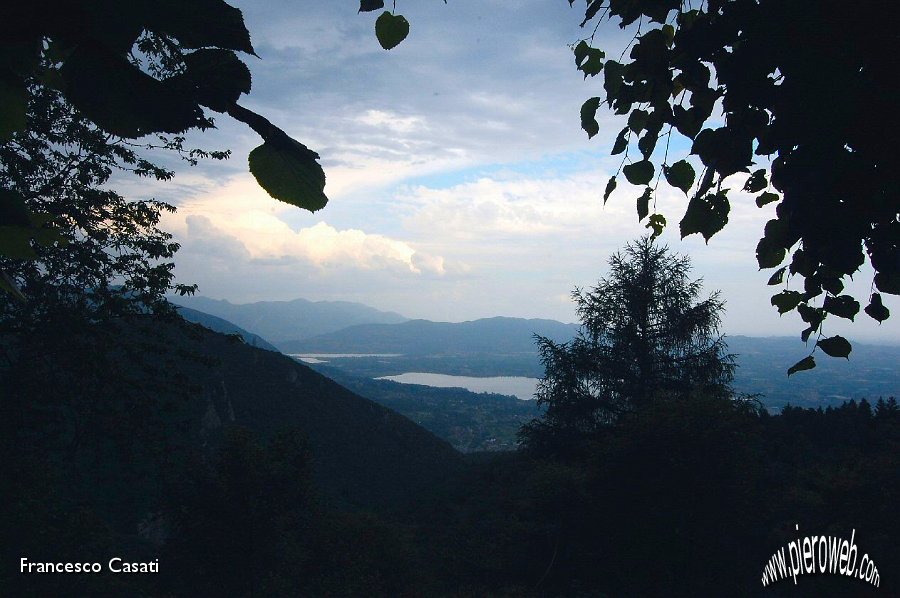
[2,1,327,267]
[572,0,899,368]
[0,76,207,328]
[521,236,734,455]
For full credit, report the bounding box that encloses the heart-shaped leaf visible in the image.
[375,12,410,50]
[817,335,852,359]
[680,191,729,242]
[864,293,890,323]
[622,160,654,186]
[664,160,695,194]
[248,139,328,212]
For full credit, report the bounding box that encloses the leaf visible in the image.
[637,130,658,158]
[756,236,787,269]
[0,226,38,259]
[767,266,786,286]
[770,290,803,314]
[581,0,604,26]
[823,294,859,320]
[662,24,675,47]
[622,160,654,186]
[663,160,695,194]
[646,213,666,239]
[636,187,651,221]
[611,126,629,155]
[801,326,816,343]
[787,355,816,376]
[797,304,825,327]
[248,138,328,212]
[603,60,624,98]
[0,76,27,140]
[580,97,601,139]
[691,126,753,178]
[61,46,204,138]
[820,276,844,296]
[696,166,715,197]
[576,46,605,77]
[788,248,814,277]
[864,293,890,323]
[627,109,649,133]
[574,41,590,67]
[679,191,729,242]
[603,176,617,204]
[817,335,852,359]
[179,49,251,112]
[359,0,384,12]
[149,0,255,55]
[874,272,900,295]
[672,105,703,139]
[756,191,779,207]
[375,12,410,50]
[743,169,767,193]
[0,188,32,227]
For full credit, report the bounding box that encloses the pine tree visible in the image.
[521,236,734,454]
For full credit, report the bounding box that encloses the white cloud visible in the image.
[356,109,427,135]
[161,175,451,277]
[401,173,639,241]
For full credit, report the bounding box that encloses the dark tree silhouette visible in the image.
[521,236,734,454]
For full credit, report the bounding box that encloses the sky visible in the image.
[132,0,896,343]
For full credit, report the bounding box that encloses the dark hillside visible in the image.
[191,327,463,509]
[175,305,280,352]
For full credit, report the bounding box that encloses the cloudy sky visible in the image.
[137,0,895,343]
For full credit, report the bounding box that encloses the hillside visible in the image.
[7,316,462,516]
[168,296,408,343]
[187,328,463,509]
[175,305,280,352]
[280,316,579,355]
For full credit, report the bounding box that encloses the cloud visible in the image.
[162,175,452,282]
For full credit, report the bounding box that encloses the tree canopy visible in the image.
[571,0,899,372]
[521,236,735,455]
[0,0,337,301]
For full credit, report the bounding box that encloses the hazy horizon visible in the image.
[173,292,900,346]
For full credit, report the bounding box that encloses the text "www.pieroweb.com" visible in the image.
[761,526,880,588]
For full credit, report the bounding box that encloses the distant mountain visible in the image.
[168,296,408,343]
[175,305,280,352]
[280,316,580,355]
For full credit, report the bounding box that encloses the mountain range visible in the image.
[279,316,579,355]
[175,295,900,412]
[168,296,407,343]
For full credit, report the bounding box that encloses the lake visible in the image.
[376,372,541,401]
